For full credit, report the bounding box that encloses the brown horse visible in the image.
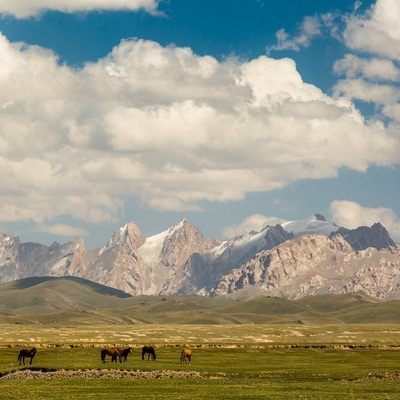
[142,346,156,361]
[18,348,37,365]
[180,348,192,364]
[121,347,133,362]
[101,347,122,363]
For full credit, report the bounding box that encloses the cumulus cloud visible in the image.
[331,2,400,122]
[343,0,400,60]
[0,0,161,18]
[269,1,400,117]
[221,214,286,238]
[330,200,400,240]
[333,54,400,81]
[333,78,400,105]
[382,103,400,122]
[0,34,399,231]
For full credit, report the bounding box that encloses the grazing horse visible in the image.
[180,348,192,364]
[141,345,156,361]
[121,347,133,362]
[18,348,37,365]
[101,347,122,363]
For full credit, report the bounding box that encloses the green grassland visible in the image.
[2,277,400,325]
[1,324,400,399]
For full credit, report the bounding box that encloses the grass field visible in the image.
[1,324,400,399]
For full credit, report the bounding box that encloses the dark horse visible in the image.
[18,348,37,365]
[141,346,156,361]
[180,348,192,364]
[101,347,122,363]
[121,347,133,362]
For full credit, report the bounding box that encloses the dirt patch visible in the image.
[0,368,207,380]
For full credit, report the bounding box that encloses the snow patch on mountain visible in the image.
[138,218,188,265]
[212,228,269,259]
[138,230,170,264]
[281,215,339,237]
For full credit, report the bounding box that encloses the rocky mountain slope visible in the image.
[0,215,399,300]
[210,234,400,300]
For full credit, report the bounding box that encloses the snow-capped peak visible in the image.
[212,228,269,258]
[281,214,338,237]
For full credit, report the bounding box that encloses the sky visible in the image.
[0,0,400,248]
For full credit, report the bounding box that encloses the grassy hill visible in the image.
[1,277,400,324]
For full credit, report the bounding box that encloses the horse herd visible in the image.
[17,346,192,365]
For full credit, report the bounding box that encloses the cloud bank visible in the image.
[0,33,399,233]
[0,0,160,18]
[221,201,400,242]
[330,200,400,240]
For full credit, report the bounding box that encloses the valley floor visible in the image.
[1,324,400,399]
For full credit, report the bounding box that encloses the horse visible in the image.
[180,348,192,364]
[141,345,156,361]
[121,347,133,362]
[100,347,122,363]
[18,348,37,365]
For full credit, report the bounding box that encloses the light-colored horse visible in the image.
[180,348,192,364]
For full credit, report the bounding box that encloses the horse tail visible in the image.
[29,348,37,364]
[114,348,123,363]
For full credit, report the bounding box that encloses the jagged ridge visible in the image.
[0,215,399,300]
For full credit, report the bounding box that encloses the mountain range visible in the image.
[0,215,399,300]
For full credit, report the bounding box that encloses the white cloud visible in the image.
[382,103,400,122]
[221,214,286,238]
[333,4,400,120]
[267,16,322,52]
[333,78,400,105]
[333,54,400,81]
[0,0,160,18]
[343,0,400,60]
[330,200,400,240]
[34,223,89,238]
[0,34,399,229]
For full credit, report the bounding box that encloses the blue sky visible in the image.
[0,0,400,248]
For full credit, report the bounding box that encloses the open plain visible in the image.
[1,324,400,400]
